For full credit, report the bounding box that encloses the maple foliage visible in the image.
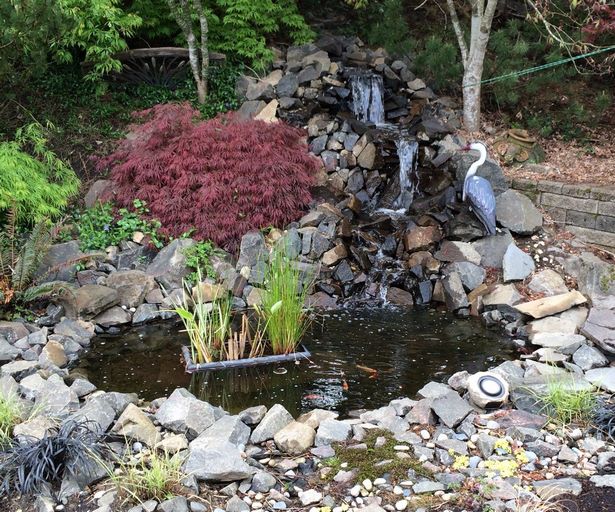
[581,0,615,41]
[97,103,319,252]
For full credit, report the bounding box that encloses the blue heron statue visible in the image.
[462,142,496,236]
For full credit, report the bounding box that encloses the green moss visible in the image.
[323,430,431,483]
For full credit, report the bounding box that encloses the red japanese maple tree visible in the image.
[97,103,320,252]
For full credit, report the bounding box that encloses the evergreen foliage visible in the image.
[412,35,463,91]
[97,103,320,252]
[361,0,412,56]
[0,123,79,222]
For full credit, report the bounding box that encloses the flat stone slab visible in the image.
[430,393,472,428]
[533,478,582,498]
[514,291,587,319]
[590,475,615,489]
[585,367,615,392]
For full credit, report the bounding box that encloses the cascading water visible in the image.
[350,73,385,125]
[394,138,419,210]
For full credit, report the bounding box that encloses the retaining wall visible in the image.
[510,178,615,250]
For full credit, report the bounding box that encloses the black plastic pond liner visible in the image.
[181,344,311,372]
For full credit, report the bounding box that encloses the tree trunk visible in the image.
[186,31,206,104]
[462,71,481,132]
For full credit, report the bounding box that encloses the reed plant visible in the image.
[259,245,313,355]
[170,270,232,364]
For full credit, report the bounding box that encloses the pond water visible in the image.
[76,309,514,417]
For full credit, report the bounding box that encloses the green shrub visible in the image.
[0,123,80,223]
[74,200,164,251]
[184,240,217,285]
[363,0,412,56]
[411,35,463,91]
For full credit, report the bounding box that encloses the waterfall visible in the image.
[350,74,385,125]
[394,138,419,209]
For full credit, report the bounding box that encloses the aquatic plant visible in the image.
[107,449,185,503]
[0,419,107,495]
[96,103,320,252]
[171,272,233,364]
[259,244,314,355]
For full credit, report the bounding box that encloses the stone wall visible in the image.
[511,178,615,249]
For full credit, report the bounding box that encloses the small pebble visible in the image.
[362,479,373,491]
[420,430,430,440]
[395,500,408,511]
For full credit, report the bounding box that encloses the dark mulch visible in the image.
[559,481,615,512]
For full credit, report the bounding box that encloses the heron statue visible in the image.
[462,142,496,236]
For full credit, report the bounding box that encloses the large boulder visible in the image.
[155,388,216,439]
[528,269,568,296]
[35,241,85,283]
[63,285,119,319]
[472,231,514,269]
[581,296,615,354]
[194,415,250,447]
[184,439,255,482]
[146,239,195,290]
[274,421,316,455]
[112,403,160,446]
[236,231,267,269]
[443,262,485,291]
[496,190,542,235]
[250,404,293,443]
[104,270,157,308]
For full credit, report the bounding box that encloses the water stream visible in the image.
[76,309,513,417]
[350,73,385,125]
[394,138,419,210]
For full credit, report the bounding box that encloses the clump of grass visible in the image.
[170,270,233,364]
[539,380,598,426]
[323,430,431,483]
[108,450,185,503]
[259,244,313,355]
[0,393,24,448]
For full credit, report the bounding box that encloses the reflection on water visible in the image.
[77,308,513,416]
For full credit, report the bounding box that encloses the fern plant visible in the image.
[0,123,80,223]
[0,207,76,309]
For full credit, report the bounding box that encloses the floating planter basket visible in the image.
[181,344,311,372]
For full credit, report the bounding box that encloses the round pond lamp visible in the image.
[467,371,510,409]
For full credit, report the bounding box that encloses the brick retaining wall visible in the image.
[510,178,615,249]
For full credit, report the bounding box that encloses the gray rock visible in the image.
[93,306,132,327]
[412,481,445,494]
[238,405,267,425]
[274,421,315,455]
[503,244,535,282]
[70,378,96,397]
[146,239,195,290]
[483,284,523,307]
[585,367,615,392]
[430,393,472,428]
[434,241,481,265]
[246,81,274,101]
[417,382,453,399]
[104,270,157,308]
[226,495,250,512]
[112,403,160,446]
[250,404,293,443]
[251,471,277,492]
[64,284,119,318]
[526,440,559,457]
[441,272,469,311]
[0,321,29,343]
[184,439,254,482]
[443,262,485,291]
[528,269,568,296]
[195,415,250,447]
[0,337,20,362]
[581,302,615,354]
[159,497,189,512]
[132,303,160,324]
[72,397,117,433]
[276,73,299,97]
[155,388,216,439]
[0,360,38,379]
[472,231,514,269]
[237,231,267,269]
[533,478,582,498]
[35,241,85,283]
[572,344,608,370]
[315,419,352,446]
[496,189,543,235]
[590,475,615,489]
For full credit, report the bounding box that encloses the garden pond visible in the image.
[76,308,514,417]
